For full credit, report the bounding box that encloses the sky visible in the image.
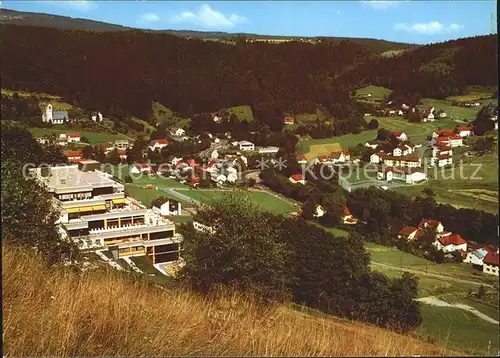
[1,1,497,44]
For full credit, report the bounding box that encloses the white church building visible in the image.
[42,103,69,124]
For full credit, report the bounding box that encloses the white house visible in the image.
[483,252,499,276]
[211,173,227,187]
[289,173,305,185]
[211,114,222,123]
[456,126,473,137]
[464,248,489,266]
[91,112,103,122]
[42,104,68,124]
[313,205,325,218]
[66,133,80,143]
[433,234,467,253]
[378,166,426,184]
[210,149,219,160]
[432,145,452,157]
[130,163,153,174]
[377,166,393,181]
[434,154,453,167]
[172,128,186,136]
[171,157,183,166]
[342,207,358,225]
[149,139,169,152]
[365,141,379,149]
[392,131,408,141]
[370,151,387,164]
[37,137,50,145]
[297,155,308,165]
[393,145,411,156]
[418,219,445,233]
[258,146,280,155]
[154,200,182,216]
[238,141,255,151]
[398,226,421,241]
[214,138,221,144]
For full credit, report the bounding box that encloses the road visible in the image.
[199,140,228,159]
[370,261,495,288]
[416,296,499,325]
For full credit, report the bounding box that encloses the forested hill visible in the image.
[0,8,414,53]
[1,23,497,125]
[339,34,498,99]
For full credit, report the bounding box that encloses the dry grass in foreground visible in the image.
[2,244,462,356]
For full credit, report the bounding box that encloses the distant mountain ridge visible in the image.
[0,8,415,53]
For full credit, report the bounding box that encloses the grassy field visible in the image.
[152,101,190,128]
[420,97,495,121]
[417,305,499,355]
[178,189,298,215]
[295,107,331,123]
[298,116,458,156]
[124,184,190,207]
[365,243,498,286]
[322,226,350,238]
[392,149,498,213]
[29,127,130,144]
[224,105,255,122]
[353,85,393,102]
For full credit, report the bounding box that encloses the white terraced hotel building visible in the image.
[32,163,183,264]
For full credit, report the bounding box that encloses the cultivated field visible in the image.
[353,85,393,102]
[29,127,130,144]
[305,143,343,159]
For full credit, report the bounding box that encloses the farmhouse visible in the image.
[289,173,306,185]
[456,126,473,137]
[238,141,255,151]
[342,207,358,225]
[483,252,499,276]
[398,226,421,241]
[42,104,69,124]
[283,116,295,125]
[433,234,467,253]
[392,131,408,141]
[149,139,169,152]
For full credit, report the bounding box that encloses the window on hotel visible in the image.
[149,230,174,240]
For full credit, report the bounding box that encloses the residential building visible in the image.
[313,205,325,218]
[342,207,358,225]
[66,133,81,143]
[433,234,467,253]
[130,163,154,174]
[370,151,387,164]
[365,141,379,149]
[91,112,103,122]
[464,248,489,266]
[392,131,408,141]
[432,145,453,157]
[42,103,69,124]
[456,126,473,137]
[297,155,308,165]
[418,219,444,233]
[210,149,219,160]
[393,145,411,156]
[383,155,422,168]
[378,166,426,184]
[289,173,305,185]
[283,116,295,125]
[153,199,182,216]
[32,165,183,264]
[211,113,222,123]
[114,140,130,151]
[172,128,186,136]
[422,107,435,122]
[65,151,83,163]
[258,146,280,155]
[483,252,499,276]
[238,141,255,151]
[148,139,169,152]
[434,154,453,167]
[398,226,421,241]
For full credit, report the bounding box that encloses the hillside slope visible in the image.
[2,244,460,357]
[0,8,415,53]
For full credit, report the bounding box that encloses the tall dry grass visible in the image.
[2,244,461,356]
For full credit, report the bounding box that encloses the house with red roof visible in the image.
[433,234,467,253]
[393,144,412,156]
[431,134,463,148]
[211,113,222,123]
[392,131,408,141]
[434,154,453,167]
[65,150,83,163]
[382,155,422,168]
[289,173,306,185]
[432,145,452,158]
[66,132,81,143]
[455,126,473,137]
[370,151,387,164]
[483,252,499,276]
[418,219,444,233]
[188,174,200,188]
[148,139,169,152]
[432,129,455,138]
[398,226,421,241]
[283,116,295,125]
[342,207,358,225]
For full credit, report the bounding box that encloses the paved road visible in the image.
[371,261,494,288]
[416,296,499,325]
